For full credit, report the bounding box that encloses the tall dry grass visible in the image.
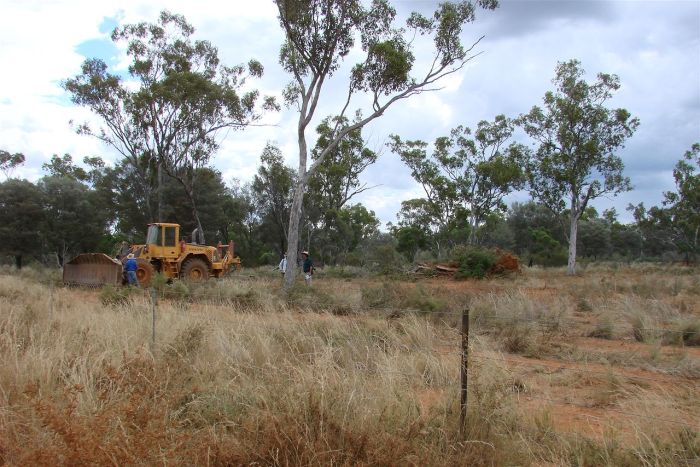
[0,265,698,465]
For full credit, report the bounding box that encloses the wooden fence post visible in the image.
[459,307,470,438]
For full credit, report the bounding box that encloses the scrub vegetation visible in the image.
[0,264,698,466]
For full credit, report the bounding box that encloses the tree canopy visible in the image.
[518,59,639,274]
[64,10,275,243]
[276,0,498,288]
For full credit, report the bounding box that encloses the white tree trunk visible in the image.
[567,208,579,275]
[284,182,305,289]
[284,127,309,290]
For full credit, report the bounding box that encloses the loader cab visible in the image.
[145,223,181,259]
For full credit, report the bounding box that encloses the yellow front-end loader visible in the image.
[63,223,241,287]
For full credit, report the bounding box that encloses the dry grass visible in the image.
[0,264,698,466]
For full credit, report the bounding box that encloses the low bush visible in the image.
[453,246,497,279]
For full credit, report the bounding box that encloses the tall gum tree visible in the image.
[518,59,639,275]
[64,11,275,241]
[631,144,700,262]
[276,0,498,289]
[389,114,526,246]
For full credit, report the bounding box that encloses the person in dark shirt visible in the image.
[124,254,139,286]
[301,251,314,286]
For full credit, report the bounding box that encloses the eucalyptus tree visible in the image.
[519,59,639,275]
[664,143,700,259]
[0,150,25,179]
[275,0,497,288]
[64,11,275,242]
[251,143,295,254]
[390,114,526,245]
[38,176,109,266]
[0,179,44,269]
[631,144,700,261]
[305,113,378,262]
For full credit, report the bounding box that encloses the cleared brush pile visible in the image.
[413,248,520,280]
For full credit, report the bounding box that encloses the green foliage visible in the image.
[632,144,700,261]
[389,115,526,248]
[166,281,191,301]
[0,149,26,178]
[252,143,294,256]
[452,245,497,279]
[64,11,273,239]
[0,179,44,268]
[529,227,568,267]
[276,0,496,289]
[519,59,639,274]
[39,175,111,265]
[303,114,380,265]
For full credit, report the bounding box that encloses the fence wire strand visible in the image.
[121,289,700,432]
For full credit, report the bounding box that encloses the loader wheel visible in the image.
[182,258,210,282]
[135,259,154,287]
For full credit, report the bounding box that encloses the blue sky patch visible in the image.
[98,16,119,34]
[75,38,119,67]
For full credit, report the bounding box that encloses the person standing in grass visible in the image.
[301,251,314,286]
[278,253,287,276]
[125,254,139,286]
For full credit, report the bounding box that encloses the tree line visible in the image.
[1,140,697,271]
[1,2,698,275]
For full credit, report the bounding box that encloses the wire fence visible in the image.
[129,293,699,432]
[18,282,700,434]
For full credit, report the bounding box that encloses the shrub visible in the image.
[402,285,447,312]
[452,246,497,279]
[164,281,190,301]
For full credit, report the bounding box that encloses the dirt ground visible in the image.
[417,271,700,442]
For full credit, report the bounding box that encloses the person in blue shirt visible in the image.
[124,254,139,286]
[302,251,314,286]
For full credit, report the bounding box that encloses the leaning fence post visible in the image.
[150,287,157,351]
[459,307,470,438]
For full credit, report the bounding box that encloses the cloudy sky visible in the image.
[1,0,698,227]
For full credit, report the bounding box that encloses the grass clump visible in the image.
[286,285,354,315]
[677,319,700,346]
[360,283,449,313]
[663,318,700,347]
[588,315,615,340]
[188,280,259,308]
[99,285,134,307]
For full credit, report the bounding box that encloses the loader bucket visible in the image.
[63,253,123,287]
